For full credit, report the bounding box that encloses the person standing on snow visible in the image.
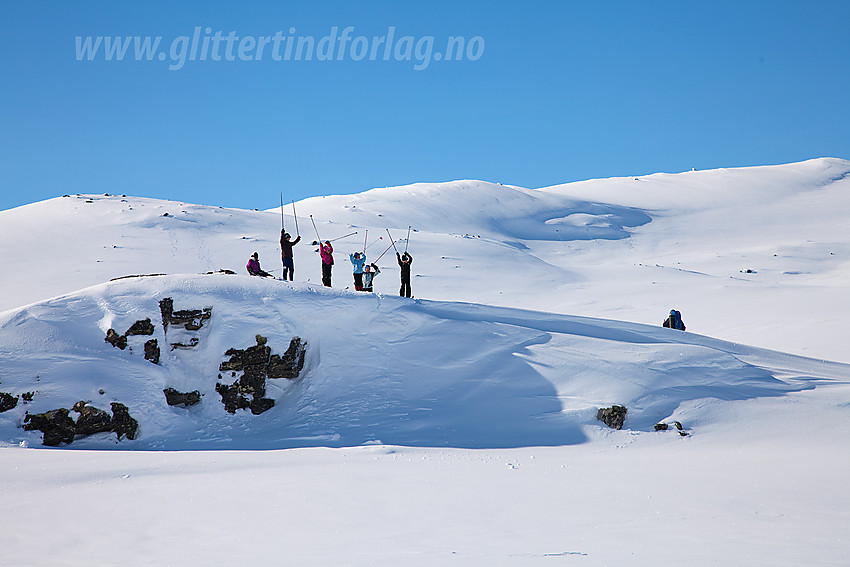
[663,309,686,330]
[280,230,301,281]
[361,263,380,292]
[350,251,366,291]
[397,251,413,297]
[320,241,334,287]
[247,252,272,278]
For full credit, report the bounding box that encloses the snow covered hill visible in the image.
[2,273,845,451]
[1,158,849,565]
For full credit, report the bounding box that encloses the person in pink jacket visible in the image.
[319,241,333,287]
[246,252,272,278]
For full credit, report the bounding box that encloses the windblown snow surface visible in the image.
[1,158,849,565]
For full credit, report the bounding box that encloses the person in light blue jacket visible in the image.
[350,252,366,291]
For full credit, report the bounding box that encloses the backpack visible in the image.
[666,310,686,331]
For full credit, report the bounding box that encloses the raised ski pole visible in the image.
[363,229,368,254]
[365,236,383,251]
[375,240,396,262]
[310,215,321,244]
[292,200,300,236]
[280,193,286,279]
[329,231,358,242]
[386,228,400,255]
[404,225,411,253]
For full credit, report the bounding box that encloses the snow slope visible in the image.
[2,158,848,361]
[1,158,849,565]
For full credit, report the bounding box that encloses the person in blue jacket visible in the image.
[350,252,366,291]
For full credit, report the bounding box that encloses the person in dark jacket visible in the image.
[397,251,413,297]
[663,309,686,330]
[361,263,380,292]
[280,231,301,281]
[319,241,334,287]
[247,252,272,278]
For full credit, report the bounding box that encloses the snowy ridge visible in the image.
[297,179,651,242]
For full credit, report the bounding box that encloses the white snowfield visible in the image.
[1,158,848,566]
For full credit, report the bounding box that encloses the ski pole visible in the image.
[280,193,286,279]
[329,231,358,242]
[375,240,396,262]
[310,215,321,243]
[404,225,411,253]
[386,228,400,255]
[363,229,368,254]
[365,236,383,251]
[292,200,300,236]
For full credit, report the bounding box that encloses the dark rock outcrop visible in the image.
[159,297,212,332]
[0,392,19,413]
[214,335,296,416]
[219,348,245,372]
[268,337,307,379]
[655,420,689,436]
[110,274,166,281]
[144,339,160,364]
[126,318,155,336]
[105,329,127,350]
[23,408,76,446]
[170,338,199,350]
[249,397,275,415]
[110,402,139,440]
[596,405,627,430]
[24,402,140,445]
[163,388,201,407]
[215,381,252,413]
[72,401,114,436]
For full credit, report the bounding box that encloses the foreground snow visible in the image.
[3,436,849,566]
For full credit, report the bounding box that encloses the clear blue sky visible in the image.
[1,1,848,212]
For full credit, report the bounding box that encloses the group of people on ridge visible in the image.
[246,229,413,297]
[248,226,685,328]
